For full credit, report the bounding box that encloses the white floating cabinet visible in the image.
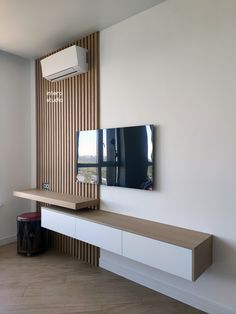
[41,207,212,281]
[75,219,122,255]
[41,208,75,238]
[123,231,192,280]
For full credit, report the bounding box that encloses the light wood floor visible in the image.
[0,244,205,314]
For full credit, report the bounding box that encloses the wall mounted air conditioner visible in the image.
[41,45,88,82]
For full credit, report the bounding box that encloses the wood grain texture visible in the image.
[43,207,213,281]
[192,236,213,281]
[13,189,99,210]
[0,244,205,314]
[35,32,100,265]
[45,207,212,250]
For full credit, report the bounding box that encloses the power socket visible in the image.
[42,183,50,191]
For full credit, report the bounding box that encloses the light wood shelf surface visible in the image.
[13,189,99,210]
[46,206,212,251]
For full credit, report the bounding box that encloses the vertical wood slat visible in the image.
[35,32,100,266]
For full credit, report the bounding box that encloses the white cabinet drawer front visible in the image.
[75,219,122,255]
[123,232,192,280]
[41,208,75,238]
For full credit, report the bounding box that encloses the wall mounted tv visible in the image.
[76,125,154,190]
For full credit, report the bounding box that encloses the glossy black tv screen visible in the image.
[76,125,154,190]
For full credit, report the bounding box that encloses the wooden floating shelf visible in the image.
[13,189,99,210]
[46,207,212,250]
[42,206,213,281]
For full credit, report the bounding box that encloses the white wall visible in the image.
[100,1,236,313]
[0,50,34,245]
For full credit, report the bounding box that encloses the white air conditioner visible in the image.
[41,45,88,82]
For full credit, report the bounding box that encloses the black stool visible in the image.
[17,212,45,256]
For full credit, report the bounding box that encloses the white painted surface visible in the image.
[123,231,192,280]
[100,0,236,312]
[0,0,164,58]
[41,45,88,81]
[41,208,75,238]
[0,235,17,246]
[0,50,33,245]
[100,250,236,314]
[75,219,122,255]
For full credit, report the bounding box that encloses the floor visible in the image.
[0,244,205,314]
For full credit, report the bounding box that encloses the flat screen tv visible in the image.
[76,125,154,190]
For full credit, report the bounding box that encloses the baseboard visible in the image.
[99,251,235,314]
[0,234,16,246]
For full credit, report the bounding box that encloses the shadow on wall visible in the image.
[209,236,236,280]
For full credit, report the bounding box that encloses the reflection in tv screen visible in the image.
[76,125,154,190]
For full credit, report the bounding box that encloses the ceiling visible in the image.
[0,0,164,59]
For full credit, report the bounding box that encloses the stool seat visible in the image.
[17,211,45,256]
[17,212,41,222]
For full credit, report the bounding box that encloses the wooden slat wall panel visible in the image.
[35,32,100,266]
